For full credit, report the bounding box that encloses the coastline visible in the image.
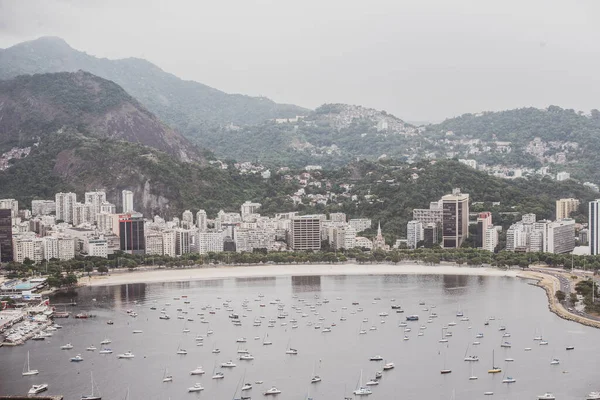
[518,270,600,329]
[85,262,517,287]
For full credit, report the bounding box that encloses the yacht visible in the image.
[61,343,74,350]
[502,377,516,383]
[212,348,221,354]
[586,392,600,400]
[369,355,383,361]
[176,348,188,355]
[86,345,97,351]
[81,372,102,400]
[464,356,479,362]
[100,339,111,345]
[311,375,322,383]
[159,315,170,320]
[375,371,382,379]
[484,392,494,396]
[22,351,39,376]
[365,379,379,386]
[70,354,84,362]
[264,387,282,395]
[566,345,575,350]
[239,354,255,360]
[118,351,135,359]
[212,372,225,379]
[406,315,419,321]
[241,383,252,391]
[550,358,560,365]
[353,387,372,396]
[28,384,49,395]
[383,362,395,370]
[236,337,247,343]
[537,393,556,400]
[476,333,484,338]
[540,340,549,345]
[221,360,237,368]
[285,348,298,355]
[188,383,204,392]
[190,367,205,375]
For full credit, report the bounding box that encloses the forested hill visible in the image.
[0,36,308,131]
[423,106,600,182]
[0,71,202,162]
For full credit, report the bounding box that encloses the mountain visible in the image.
[0,37,309,135]
[0,71,201,162]
[0,71,267,217]
[422,106,600,182]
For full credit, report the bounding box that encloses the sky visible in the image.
[1,0,599,123]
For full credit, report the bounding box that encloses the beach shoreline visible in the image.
[85,262,518,287]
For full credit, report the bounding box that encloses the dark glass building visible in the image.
[119,212,145,255]
[0,209,13,262]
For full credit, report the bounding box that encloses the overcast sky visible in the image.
[1,0,599,122]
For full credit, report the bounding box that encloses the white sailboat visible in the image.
[263,333,272,345]
[162,367,173,382]
[81,372,101,400]
[469,363,477,380]
[22,351,39,376]
[310,360,322,383]
[285,339,298,355]
[353,370,372,396]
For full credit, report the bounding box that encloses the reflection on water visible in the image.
[291,275,321,293]
[443,274,469,291]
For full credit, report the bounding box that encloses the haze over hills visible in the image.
[0,71,267,217]
[0,36,308,133]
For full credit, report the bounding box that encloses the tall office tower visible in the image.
[122,190,134,213]
[55,192,77,223]
[590,200,600,255]
[196,210,208,232]
[442,189,470,249]
[0,209,13,262]
[289,215,322,251]
[556,198,580,220]
[119,212,145,255]
[423,223,438,248]
[476,212,493,249]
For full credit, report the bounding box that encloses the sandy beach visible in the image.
[86,263,518,287]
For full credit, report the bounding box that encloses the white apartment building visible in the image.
[412,201,443,226]
[163,230,176,257]
[483,226,498,252]
[57,237,75,260]
[196,210,208,231]
[349,218,372,233]
[72,202,93,226]
[556,198,580,220]
[406,220,424,249]
[122,190,134,213]
[100,202,116,214]
[97,213,118,234]
[43,236,60,260]
[176,228,193,256]
[241,201,261,221]
[181,210,194,228]
[84,238,108,258]
[84,191,106,222]
[199,231,224,254]
[329,213,347,223]
[55,192,76,223]
[12,237,43,263]
[289,215,322,251]
[145,233,164,256]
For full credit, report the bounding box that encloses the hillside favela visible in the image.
[2,2,600,400]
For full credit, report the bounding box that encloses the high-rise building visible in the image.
[423,223,438,248]
[442,189,470,248]
[175,228,192,256]
[556,198,580,220]
[406,220,423,249]
[145,233,164,256]
[289,215,322,251]
[100,202,116,214]
[590,200,600,255]
[119,212,145,255]
[546,219,575,254]
[181,210,194,229]
[84,191,106,221]
[329,213,347,223]
[122,190,134,213]
[483,226,498,252]
[163,230,176,257]
[413,201,443,226]
[0,199,18,217]
[348,218,372,233]
[0,209,13,262]
[55,192,77,223]
[199,231,225,254]
[196,210,208,232]
[476,212,493,249]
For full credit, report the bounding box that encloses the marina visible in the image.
[1,273,599,399]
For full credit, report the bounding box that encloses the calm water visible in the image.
[1,274,599,400]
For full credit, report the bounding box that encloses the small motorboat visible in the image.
[241,383,252,391]
[61,343,74,350]
[99,348,113,354]
[383,362,395,370]
[369,355,383,361]
[28,384,48,395]
[70,354,84,362]
[537,393,556,400]
[190,367,205,375]
[117,351,135,359]
[212,372,225,379]
[86,345,97,351]
[264,386,281,395]
[502,377,516,383]
[221,361,237,368]
[188,383,204,392]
